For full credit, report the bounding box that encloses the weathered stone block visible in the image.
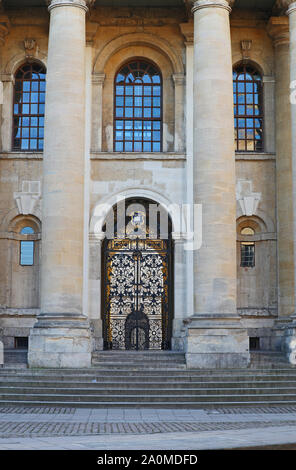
[184,316,250,368]
[28,324,92,368]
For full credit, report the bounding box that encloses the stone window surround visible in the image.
[0,216,41,311]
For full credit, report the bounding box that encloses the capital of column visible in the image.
[47,0,91,12]
[92,73,106,86]
[275,0,296,15]
[172,73,186,86]
[179,22,194,45]
[287,2,296,15]
[192,0,234,14]
[267,17,290,47]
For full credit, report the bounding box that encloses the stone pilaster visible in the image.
[185,0,249,368]
[172,73,185,153]
[28,0,92,368]
[88,232,105,351]
[267,17,295,320]
[91,73,106,152]
[180,21,194,319]
[171,233,187,351]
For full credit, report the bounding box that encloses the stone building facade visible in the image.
[0,0,296,368]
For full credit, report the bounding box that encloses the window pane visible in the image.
[116,97,124,106]
[233,64,263,152]
[241,227,254,236]
[241,243,255,267]
[21,226,34,234]
[22,128,29,138]
[20,241,34,266]
[134,142,142,152]
[13,62,46,152]
[115,142,123,151]
[114,60,162,152]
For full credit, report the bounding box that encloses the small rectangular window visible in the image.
[15,337,28,349]
[241,242,255,267]
[20,240,34,266]
[249,337,260,351]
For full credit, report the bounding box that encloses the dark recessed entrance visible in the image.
[102,198,173,351]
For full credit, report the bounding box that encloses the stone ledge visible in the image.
[0,152,43,160]
[90,152,186,160]
[0,308,40,317]
[235,152,276,161]
[238,308,278,318]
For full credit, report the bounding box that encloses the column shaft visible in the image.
[28,0,92,368]
[41,1,87,315]
[193,0,237,315]
[185,0,249,368]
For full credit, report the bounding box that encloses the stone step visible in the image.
[2,370,296,380]
[92,351,186,369]
[92,351,185,358]
[90,362,187,370]
[2,379,296,388]
[1,385,296,396]
[2,364,28,369]
[2,399,296,409]
[2,392,296,403]
[2,349,296,408]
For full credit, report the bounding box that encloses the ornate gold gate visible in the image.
[102,233,172,350]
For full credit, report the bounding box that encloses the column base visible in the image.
[89,319,104,351]
[0,329,3,367]
[282,317,296,365]
[28,314,92,368]
[184,314,250,369]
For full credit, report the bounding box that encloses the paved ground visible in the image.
[0,405,296,449]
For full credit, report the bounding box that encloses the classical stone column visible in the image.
[287,1,296,299]
[281,1,296,364]
[267,17,295,320]
[28,0,92,368]
[185,0,249,368]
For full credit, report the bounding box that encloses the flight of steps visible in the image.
[0,350,296,408]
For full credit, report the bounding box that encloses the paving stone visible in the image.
[1,419,296,438]
[211,405,296,414]
[0,406,75,414]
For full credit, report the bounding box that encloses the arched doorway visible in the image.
[101,198,173,350]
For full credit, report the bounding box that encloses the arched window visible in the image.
[20,226,35,266]
[13,62,46,151]
[240,227,255,267]
[114,59,162,153]
[233,63,263,152]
